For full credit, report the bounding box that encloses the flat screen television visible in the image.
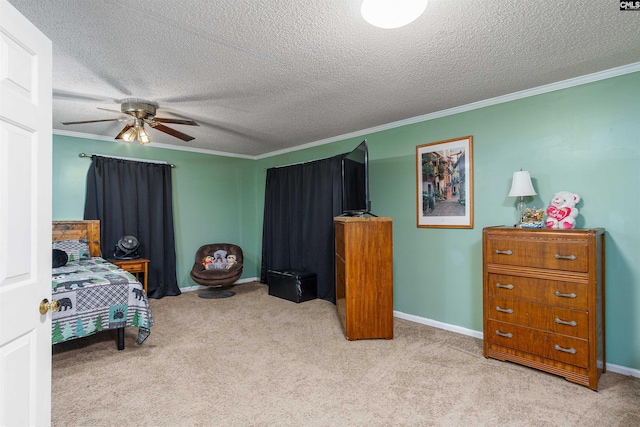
[341,140,371,216]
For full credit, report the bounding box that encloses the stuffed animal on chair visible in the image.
[202,255,215,270]
[545,191,580,229]
[211,249,228,269]
[226,254,237,269]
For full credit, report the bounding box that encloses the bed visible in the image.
[51,220,153,350]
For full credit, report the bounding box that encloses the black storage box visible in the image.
[267,270,317,303]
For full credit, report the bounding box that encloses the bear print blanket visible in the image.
[51,257,153,345]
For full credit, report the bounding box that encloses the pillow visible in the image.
[52,249,68,268]
[52,239,90,261]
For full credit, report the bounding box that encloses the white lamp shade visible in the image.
[508,171,537,197]
[361,0,428,29]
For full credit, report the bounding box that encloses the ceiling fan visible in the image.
[62,99,199,144]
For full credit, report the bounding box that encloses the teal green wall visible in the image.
[52,72,639,370]
[255,72,640,371]
[52,136,260,287]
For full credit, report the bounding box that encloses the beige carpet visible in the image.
[52,282,639,426]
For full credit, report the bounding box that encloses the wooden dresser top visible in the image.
[335,216,392,223]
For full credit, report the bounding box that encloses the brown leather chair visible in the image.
[190,243,243,298]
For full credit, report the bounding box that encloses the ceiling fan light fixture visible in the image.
[137,125,151,144]
[64,99,196,143]
[120,119,151,144]
[361,0,428,29]
[121,126,137,142]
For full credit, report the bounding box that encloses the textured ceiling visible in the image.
[7,0,640,157]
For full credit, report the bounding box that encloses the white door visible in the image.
[0,1,53,426]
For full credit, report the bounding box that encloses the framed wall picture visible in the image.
[416,136,473,228]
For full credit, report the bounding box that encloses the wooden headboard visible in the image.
[52,220,101,257]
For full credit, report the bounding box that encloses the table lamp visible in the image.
[508,170,536,227]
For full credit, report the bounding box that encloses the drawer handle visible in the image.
[554,253,577,261]
[554,344,577,354]
[554,317,577,327]
[496,306,514,314]
[495,249,513,255]
[496,282,514,290]
[495,330,513,338]
[555,290,577,299]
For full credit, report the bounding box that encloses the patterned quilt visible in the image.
[51,257,153,345]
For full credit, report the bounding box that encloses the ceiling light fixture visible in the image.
[361,0,428,29]
[121,125,137,143]
[122,118,151,144]
[137,125,151,144]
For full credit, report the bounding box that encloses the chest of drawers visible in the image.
[335,217,393,340]
[482,226,605,390]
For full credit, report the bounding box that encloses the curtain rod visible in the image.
[264,153,346,171]
[79,153,175,168]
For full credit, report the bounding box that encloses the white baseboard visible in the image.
[180,285,207,292]
[393,310,640,379]
[180,277,260,293]
[394,310,484,340]
[604,363,640,378]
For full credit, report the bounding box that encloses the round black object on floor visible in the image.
[198,288,236,299]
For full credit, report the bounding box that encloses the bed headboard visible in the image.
[52,220,101,257]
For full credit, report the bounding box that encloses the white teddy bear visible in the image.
[545,191,580,229]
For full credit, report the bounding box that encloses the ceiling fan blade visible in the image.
[53,90,115,103]
[97,107,126,115]
[62,118,122,125]
[150,123,195,141]
[152,117,199,126]
[115,124,134,140]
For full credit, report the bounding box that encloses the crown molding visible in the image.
[55,62,640,161]
[257,62,640,159]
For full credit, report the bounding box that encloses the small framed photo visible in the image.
[416,136,473,228]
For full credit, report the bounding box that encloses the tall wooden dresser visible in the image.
[482,226,605,390]
[334,216,393,340]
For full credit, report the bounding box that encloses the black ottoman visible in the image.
[267,270,317,303]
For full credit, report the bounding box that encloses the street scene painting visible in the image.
[416,136,473,228]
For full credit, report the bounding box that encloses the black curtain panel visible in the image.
[261,154,344,303]
[84,156,180,298]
